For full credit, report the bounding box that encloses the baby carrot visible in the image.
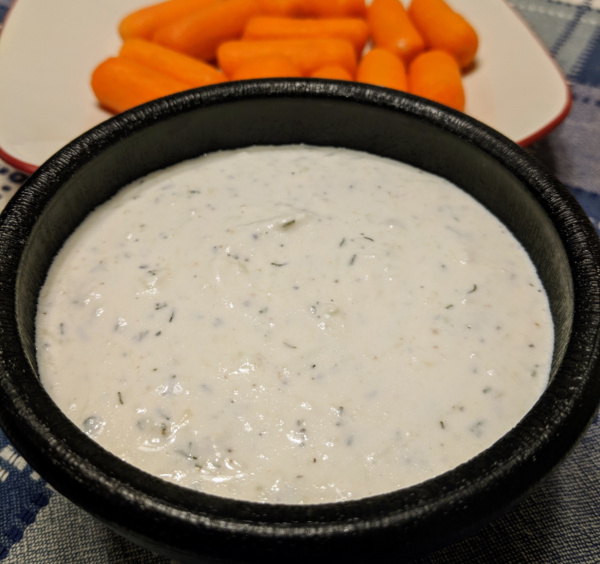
[407,49,465,111]
[310,64,354,80]
[118,0,223,41]
[153,0,262,61]
[356,48,407,90]
[302,0,367,18]
[229,54,302,80]
[254,0,306,16]
[243,17,370,55]
[408,0,478,69]
[367,0,425,64]
[120,38,226,87]
[217,38,358,77]
[91,57,191,114]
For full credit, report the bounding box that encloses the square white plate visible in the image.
[0,0,571,173]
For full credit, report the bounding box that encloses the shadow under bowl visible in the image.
[0,80,599,563]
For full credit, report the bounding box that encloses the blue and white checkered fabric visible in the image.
[514,0,600,237]
[0,1,599,562]
[0,0,10,24]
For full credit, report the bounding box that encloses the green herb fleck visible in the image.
[135,330,149,341]
[176,449,198,460]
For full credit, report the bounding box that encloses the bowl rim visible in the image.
[0,79,599,560]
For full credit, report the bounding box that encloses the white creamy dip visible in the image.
[36,145,553,504]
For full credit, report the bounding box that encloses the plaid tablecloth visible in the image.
[0,0,599,562]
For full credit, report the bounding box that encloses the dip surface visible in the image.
[36,145,553,504]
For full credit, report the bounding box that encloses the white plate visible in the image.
[0,0,571,173]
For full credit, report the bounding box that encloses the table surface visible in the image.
[0,0,599,562]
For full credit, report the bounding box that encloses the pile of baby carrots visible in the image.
[91,0,478,115]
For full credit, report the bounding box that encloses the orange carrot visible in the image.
[367,0,425,64]
[91,57,191,114]
[356,47,407,90]
[408,0,478,69]
[229,54,302,80]
[118,0,223,41]
[407,49,465,110]
[310,64,354,80]
[254,0,306,16]
[120,38,226,87]
[218,38,357,77]
[153,0,262,61]
[302,0,366,18]
[243,17,370,55]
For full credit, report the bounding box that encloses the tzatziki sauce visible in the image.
[36,145,553,504]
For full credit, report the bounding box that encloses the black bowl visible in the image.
[0,80,599,563]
